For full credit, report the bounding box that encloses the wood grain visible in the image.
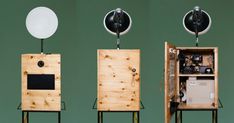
[22,54,61,111]
[164,42,177,123]
[97,49,140,111]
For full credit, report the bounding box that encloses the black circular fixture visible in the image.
[103,8,132,49]
[37,60,45,67]
[103,8,132,36]
[183,6,211,35]
[183,6,212,46]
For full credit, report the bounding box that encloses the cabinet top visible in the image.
[177,47,218,50]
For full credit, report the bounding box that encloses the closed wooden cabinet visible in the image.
[21,54,61,111]
[97,49,140,111]
[164,42,218,123]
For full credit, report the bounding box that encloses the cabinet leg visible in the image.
[180,111,182,123]
[22,111,24,123]
[212,110,218,123]
[22,112,29,123]
[212,110,214,123]
[98,111,103,123]
[175,110,182,123]
[215,110,218,123]
[58,112,61,123]
[27,112,29,123]
[133,112,139,123]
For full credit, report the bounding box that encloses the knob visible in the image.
[37,60,44,67]
[132,68,136,72]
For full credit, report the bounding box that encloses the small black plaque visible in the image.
[27,74,55,90]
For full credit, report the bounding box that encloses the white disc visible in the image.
[26,7,58,39]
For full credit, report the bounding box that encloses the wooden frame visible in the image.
[22,54,61,111]
[97,49,140,111]
[165,42,178,123]
[164,42,218,123]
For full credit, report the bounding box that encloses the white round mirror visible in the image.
[26,7,58,39]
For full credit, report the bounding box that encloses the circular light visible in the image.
[103,9,132,36]
[26,7,58,39]
[183,10,212,35]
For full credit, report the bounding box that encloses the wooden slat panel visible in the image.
[98,49,140,111]
[214,48,218,108]
[22,54,61,111]
[165,42,177,123]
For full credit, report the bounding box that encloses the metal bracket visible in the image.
[218,98,223,108]
[140,100,145,109]
[92,98,97,109]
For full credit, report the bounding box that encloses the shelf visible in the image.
[177,47,217,50]
[179,74,215,77]
[178,103,217,110]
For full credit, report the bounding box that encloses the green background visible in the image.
[0,0,233,123]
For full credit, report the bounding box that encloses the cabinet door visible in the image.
[165,42,178,123]
[22,54,61,111]
[98,49,140,111]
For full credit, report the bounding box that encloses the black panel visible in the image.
[27,74,55,90]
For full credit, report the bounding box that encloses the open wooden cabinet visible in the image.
[164,42,218,123]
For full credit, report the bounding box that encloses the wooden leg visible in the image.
[98,111,103,123]
[175,111,178,123]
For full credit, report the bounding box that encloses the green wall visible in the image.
[0,0,233,123]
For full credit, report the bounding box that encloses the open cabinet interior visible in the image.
[165,42,218,123]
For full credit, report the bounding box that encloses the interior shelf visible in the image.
[178,103,217,110]
[179,74,215,77]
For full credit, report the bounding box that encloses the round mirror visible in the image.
[26,7,58,39]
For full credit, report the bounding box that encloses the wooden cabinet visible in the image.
[21,54,61,111]
[97,49,140,111]
[164,42,218,123]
